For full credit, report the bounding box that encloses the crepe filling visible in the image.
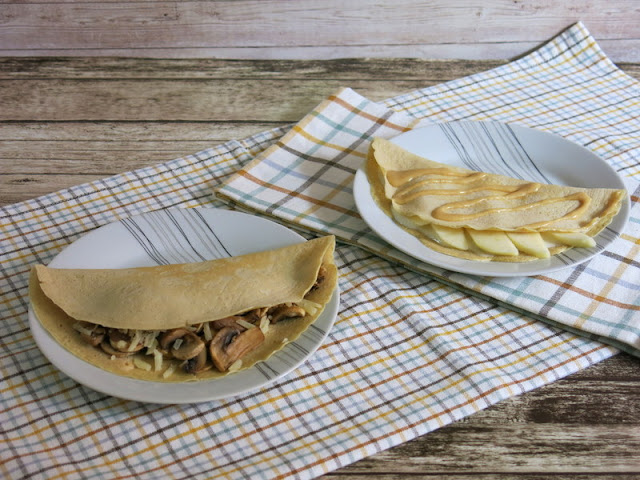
[70,268,327,378]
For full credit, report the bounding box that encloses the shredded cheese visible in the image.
[236,319,255,330]
[145,338,158,355]
[228,359,243,372]
[142,331,159,348]
[203,322,213,341]
[128,331,142,352]
[162,363,177,379]
[153,350,163,371]
[72,322,95,337]
[133,357,151,371]
[259,316,270,335]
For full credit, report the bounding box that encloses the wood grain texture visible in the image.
[1,56,639,479]
[1,1,640,62]
[0,57,504,199]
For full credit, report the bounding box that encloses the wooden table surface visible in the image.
[2,57,639,479]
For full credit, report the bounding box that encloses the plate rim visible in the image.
[28,207,340,404]
[353,120,631,277]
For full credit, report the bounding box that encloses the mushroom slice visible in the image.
[172,332,205,361]
[158,328,205,361]
[242,307,268,323]
[74,321,106,347]
[209,326,265,372]
[210,316,247,331]
[108,329,144,353]
[269,305,306,324]
[182,347,209,374]
[100,340,133,358]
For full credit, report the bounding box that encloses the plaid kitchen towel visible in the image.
[217,22,640,356]
[0,22,630,480]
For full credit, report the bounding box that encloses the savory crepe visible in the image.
[367,137,625,262]
[30,235,337,382]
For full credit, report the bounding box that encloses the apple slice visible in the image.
[544,232,596,248]
[467,229,519,256]
[432,225,469,251]
[506,232,550,259]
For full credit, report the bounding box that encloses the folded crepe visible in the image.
[30,235,337,382]
[367,137,625,262]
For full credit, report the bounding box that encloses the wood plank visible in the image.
[0,78,428,122]
[568,353,640,380]
[335,377,640,474]
[466,378,640,425]
[0,120,286,206]
[1,174,107,205]
[0,127,283,178]
[0,141,222,172]
[11,57,640,83]
[0,57,505,80]
[2,1,640,63]
[3,40,640,64]
[0,121,277,142]
[344,423,640,473]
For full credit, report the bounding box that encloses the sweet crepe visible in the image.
[367,137,625,262]
[30,235,337,382]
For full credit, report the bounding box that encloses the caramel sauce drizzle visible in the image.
[387,168,485,186]
[387,167,592,228]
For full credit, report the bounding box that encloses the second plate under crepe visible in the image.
[354,121,629,277]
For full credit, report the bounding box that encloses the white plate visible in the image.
[29,208,339,404]
[354,121,630,277]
